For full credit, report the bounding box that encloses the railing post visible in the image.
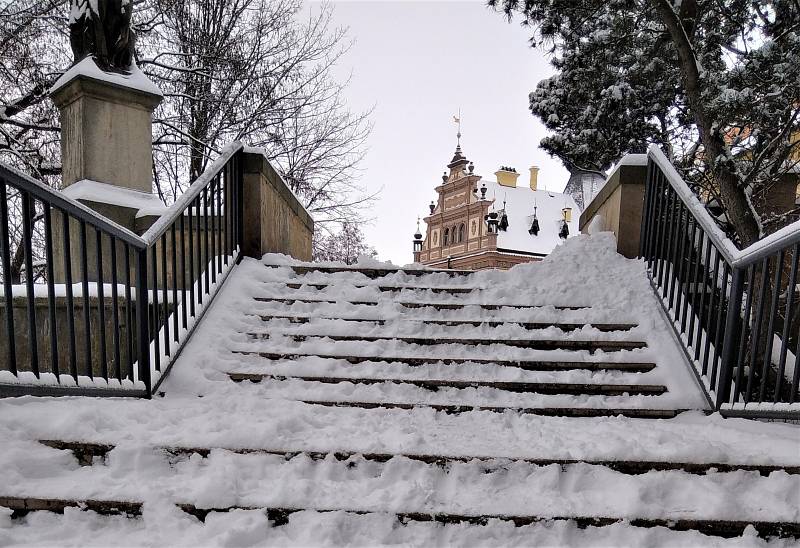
[134,246,151,395]
[716,266,745,408]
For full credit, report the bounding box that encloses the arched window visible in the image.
[458,223,465,243]
[443,228,449,246]
[452,225,458,243]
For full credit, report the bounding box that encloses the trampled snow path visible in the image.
[1,234,799,547]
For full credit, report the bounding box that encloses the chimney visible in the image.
[495,166,520,188]
[529,166,540,191]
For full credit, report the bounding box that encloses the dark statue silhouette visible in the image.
[69,0,136,72]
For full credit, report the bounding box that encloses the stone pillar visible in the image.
[49,59,164,282]
[578,155,648,259]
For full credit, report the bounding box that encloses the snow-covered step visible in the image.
[253,296,588,311]
[286,282,479,294]
[253,314,639,332]
[233,351,657,372]
[245,332,647,353]
[7,441,800,539]
[228,373,667,396]
[285,265,474,278]
[41,439,800,476]
[5,494,798,539]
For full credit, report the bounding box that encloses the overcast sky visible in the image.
[308,1,569,264]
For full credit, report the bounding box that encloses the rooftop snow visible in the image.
[482,180,581,256]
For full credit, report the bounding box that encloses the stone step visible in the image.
[0,496,142,518]
[289,399,684,419]
[285,283,478,294]
[247,333,648,353]
[284,265,474,278]
[254,314,638,332]
[228,373,667,396]
[41,440,800,476]
[253,296,587,311]
[233,351,657,372]
[6,495,798,539]
[175,504,800,539]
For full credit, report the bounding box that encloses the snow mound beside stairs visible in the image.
[1,234,799,546]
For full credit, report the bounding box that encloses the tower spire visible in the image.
[453,109,461,146]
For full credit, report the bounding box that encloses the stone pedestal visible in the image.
[51,61,163,192]
[49,59,163,282]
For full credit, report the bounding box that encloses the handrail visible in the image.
[646,145,739,264]
[641,146,800,417]
[141,142,243,245]
[648,144,800,270]
[0,145,245,397]
[0,163,145,249]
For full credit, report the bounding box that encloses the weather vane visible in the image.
[453,109,461,146]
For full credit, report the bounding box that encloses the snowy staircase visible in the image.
[1,242,799,545]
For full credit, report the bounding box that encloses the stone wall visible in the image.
[242,150,314,261]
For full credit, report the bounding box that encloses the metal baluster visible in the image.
[160,234,170,356]
[134,247,151,393]
[645,167,662,265]
[759,252,784,402]
[188,203,195,315]
[203,186,210,295]
[733,265,756,403]
[651,173,668,282]
[79,220,92,378]
[216,177,223,274]
[0,182,17,376]
[692,235,712,358]
[42,205,59,380]
[62,212,77,380]
[195,197,202,305]
[21,191,38,377]
[672,205,690,315]
[701,251,721,375]
[680,218,698,332]
[223,165,231,264]
[775,243,799,401]
[95,229,107,380]
[745,258,770,402]
[659,188,677,295]
[124,243,133,381]
[110,237,121,382]
[151,245,160,372]
[710,262,730,389]
[210,179,217,284]
[665,196,683,310]
[179,213,188,330]
[171,224,179,342]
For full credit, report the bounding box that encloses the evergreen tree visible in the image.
[491,0,800,246]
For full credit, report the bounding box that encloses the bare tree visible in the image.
[0,0,374,278]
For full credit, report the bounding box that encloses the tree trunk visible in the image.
[651,0,761,247]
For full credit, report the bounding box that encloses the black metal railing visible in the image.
[641,145,800,417]
[0,142,244,397]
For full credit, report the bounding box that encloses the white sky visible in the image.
[308,1,570,264]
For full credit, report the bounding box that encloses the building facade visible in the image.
[412,142,581,270]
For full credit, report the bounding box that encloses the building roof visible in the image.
[481,179,581,256]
